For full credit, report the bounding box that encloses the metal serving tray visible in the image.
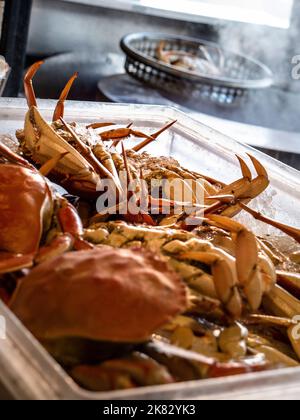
[0,98,300,400]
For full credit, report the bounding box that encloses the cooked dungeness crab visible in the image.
[16,62,172,201]
[6,61,300,394]
[10,247,272,392]
[84,217,300,361]
[16,62,272,224]
[0,142,92,301]
[84,218,277,319]
[11,247,188,344]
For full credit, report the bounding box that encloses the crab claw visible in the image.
[243,154,270,199]
[0,253,34,275]
[56,198,94,251]
[86,122,115,129]
[276,271,300,300]
[121,142,156,226]
[39,152,69,177]
[215,155,270,218]
[207,215,267,311]
[24,61,44,108]
[178,250,242,318]
[0,142,33,168]
[240,203,300,244]
[264,284,300,319]
[60,118,122,194]
[52,72,78,122]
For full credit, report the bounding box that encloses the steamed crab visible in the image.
[16,62,272,224]
[84,217,300,326]
[10,247,273,391]
[83,220,300,373]
[16,62,171,201]
[17,62,299,238]
[4,60,300,393]
[0,142,92,297]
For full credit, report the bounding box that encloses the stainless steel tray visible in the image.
[0,98,299,400]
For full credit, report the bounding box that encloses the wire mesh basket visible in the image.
[121,33,273,106]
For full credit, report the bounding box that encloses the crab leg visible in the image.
[246,314,298,328]
[188,169,225,187]
[200,156,252,217]
[39,152,69,176]
[240,203,300,244]
[0,201,91,275]
[263,284,300,319]
[211,155,269,218]
[207,215,276,311]
[86,122,115,129]
[24,61,44,108]
[121,141,133,186]
[121,146,199,223]
[276,271,300,299]
[210,156,253,199]
[178,250,242,318]
[206,194,235,203]
[72,353,175,391]
[100,127,155,142]
[0,253,34,275]
[52,72,78,122]
[110,124,135,148]
[121,142,156,226]
[234,154,270,201]
[58,199,94,250]
[132,120,177,153]
[60,118,122,193]
[145,339,269,380]
[35,234,74,264]
[149,197,204,214]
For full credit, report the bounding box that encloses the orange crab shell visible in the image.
[0,165,53,255]
[10,247,188,343]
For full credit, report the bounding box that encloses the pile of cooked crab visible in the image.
[0,62,300,393]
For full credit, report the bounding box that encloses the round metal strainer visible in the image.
[121,33,274,106]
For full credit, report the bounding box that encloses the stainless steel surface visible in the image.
[0,97,299,400]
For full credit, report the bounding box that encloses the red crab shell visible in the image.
[10,247,188,343]
[0,164,52,254]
